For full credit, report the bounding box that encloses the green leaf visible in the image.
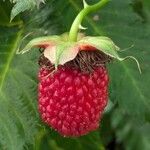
[111,109,150,150]
[132,0,150,23]
[7,0,45,21]
[0,25,39,150]
[39,129,104,150]
[0,1,11,25]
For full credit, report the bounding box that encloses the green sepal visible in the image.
[16,35,60,54]
[17,34,141,73]
[16,33,83,54]
[44,36,120,69]
[16,35,61,54]
[44,42,79,69]
[78,36,141,73]
[79,36,120,58]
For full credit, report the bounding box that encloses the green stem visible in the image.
[69,0,110,42]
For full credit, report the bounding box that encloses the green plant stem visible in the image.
[69,0,109,42]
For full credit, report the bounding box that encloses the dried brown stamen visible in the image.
[38,50,112,73]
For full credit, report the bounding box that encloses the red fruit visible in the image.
[38,64,109,137]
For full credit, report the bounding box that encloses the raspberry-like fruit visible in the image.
[38,60,109,137]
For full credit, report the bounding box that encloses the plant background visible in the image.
[0,0,150,150]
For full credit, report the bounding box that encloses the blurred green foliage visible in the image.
[0,0,150,150]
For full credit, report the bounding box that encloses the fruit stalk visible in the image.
[69,0,110,42]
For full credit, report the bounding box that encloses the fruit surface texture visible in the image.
[38,65,109,137]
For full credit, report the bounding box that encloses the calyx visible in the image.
[17,0,141,73]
